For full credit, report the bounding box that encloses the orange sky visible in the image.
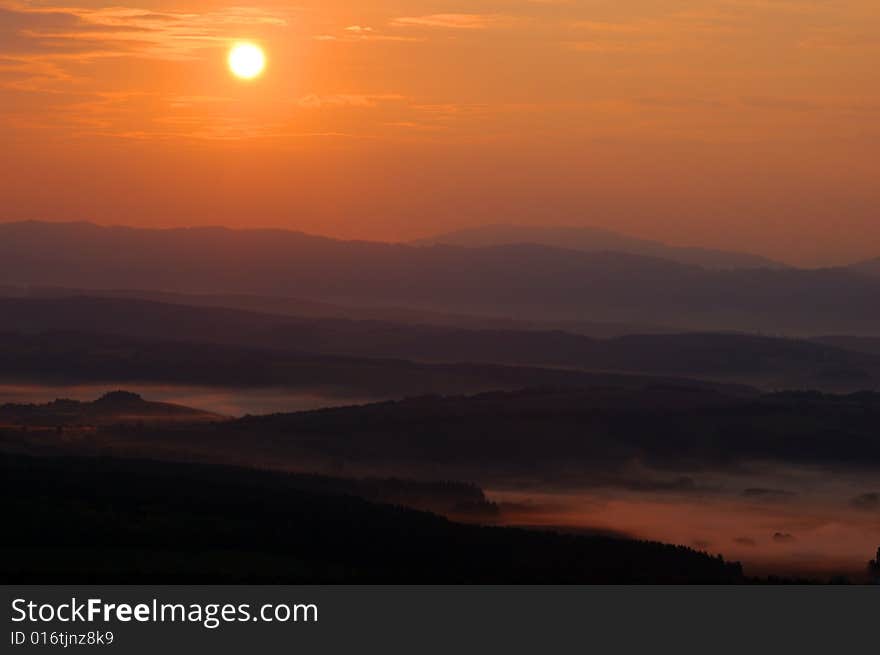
[1,0,878,266]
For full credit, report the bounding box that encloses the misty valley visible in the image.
[1,227,879,584]
[2,386,878,582]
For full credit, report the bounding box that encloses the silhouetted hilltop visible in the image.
[2,221,880,334]
[0,391,223,427]
[222,387,880,485]
[0,453,744,583]
[93,390,144,405]
[413,223,785,270]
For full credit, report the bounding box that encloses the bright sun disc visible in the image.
[228,43,265,79]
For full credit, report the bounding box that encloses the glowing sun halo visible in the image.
[228,43,266,80]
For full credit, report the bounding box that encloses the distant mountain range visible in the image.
[413,224,786,270]
[1,296,878,391]
[813,335,880,357]
[0,285,679,338]
[0,327,754,401]
[2,221,879,334]
[852,257,880,277]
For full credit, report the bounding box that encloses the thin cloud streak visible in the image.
[391,14,515,30]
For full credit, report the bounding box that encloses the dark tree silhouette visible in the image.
[1,453,745,584]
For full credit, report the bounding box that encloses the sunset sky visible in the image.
[1,0,878,266]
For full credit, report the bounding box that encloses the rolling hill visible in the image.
[2,221,880,334]
[0,329,753,400]
[222,387,880,484]
[1,453,745,583]
[0,390,223,427]
[0,296,877,391]
[2,285,677,338]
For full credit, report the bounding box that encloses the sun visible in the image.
[228,42,266,80]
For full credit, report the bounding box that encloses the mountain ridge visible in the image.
[0,296,877,391]
[412,223,787,270]
[852,257,880,277]
[3,221,880,334]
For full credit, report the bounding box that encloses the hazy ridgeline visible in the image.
[2,221,880,334]
[1,296,879,392]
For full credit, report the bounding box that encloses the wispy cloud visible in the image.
[0,2,289,64]
[0,0,293,120]
[391,14,514,30]
[296,93,406,108]
[314,24,422,43]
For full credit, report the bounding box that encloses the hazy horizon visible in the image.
[2,1,879,267]
[0,217,874,269]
